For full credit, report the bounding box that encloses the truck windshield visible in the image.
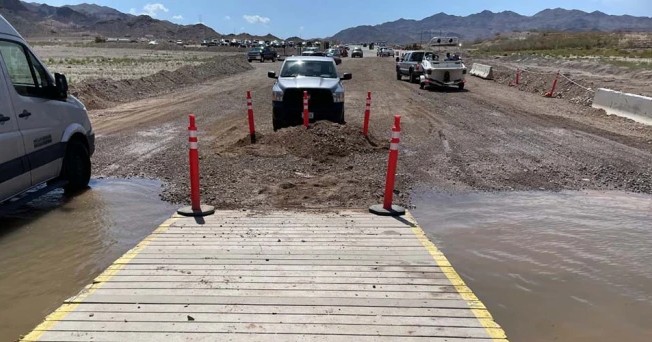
[280,60,337,78]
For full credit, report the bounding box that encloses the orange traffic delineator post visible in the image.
[370,115,405,216]
[362,91,371,137]
[303,90,310,128]
[545,70,560,98]
[177,114,215,217]
[246,91,256,144]
[509,68,521,86]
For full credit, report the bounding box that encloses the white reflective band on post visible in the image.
[189,142,198,149]
[247,105,253,109]
[189,130,197,138]
[391,132,400,139]
[390,143,399,150]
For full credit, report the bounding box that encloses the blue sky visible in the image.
[28,0,652,38]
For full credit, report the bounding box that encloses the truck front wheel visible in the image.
[272,113,286,131]
[62,139,91,193]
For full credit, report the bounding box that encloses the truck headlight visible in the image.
[272,90,284,101]
[333,92,345,103]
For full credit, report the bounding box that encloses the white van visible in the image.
[0,15,94,205]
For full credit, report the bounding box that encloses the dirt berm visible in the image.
[71,55,253,110]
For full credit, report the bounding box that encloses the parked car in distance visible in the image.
[351,47,363,58]
[325,48,342,65]
[248,46,277,63]
[377,47,394,57]
[0,14,94,206]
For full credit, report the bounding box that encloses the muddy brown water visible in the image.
[0,179,176,341]
[412,190,652,342]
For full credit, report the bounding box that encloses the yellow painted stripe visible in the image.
[21,216,179,341]
[406,211,509,341]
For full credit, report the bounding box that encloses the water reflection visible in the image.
[0,178,177,341]
[412,190,652,342]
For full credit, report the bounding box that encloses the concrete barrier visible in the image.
[470,63,494,80]
[592,88,652,125]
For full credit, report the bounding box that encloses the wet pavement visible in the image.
[0,179,177,341]
[412,190,652,342]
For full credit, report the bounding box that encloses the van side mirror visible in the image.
[395,57,400,62]
[335,58,341,65]
[267,71,277,79]
[54,73,68,99]
[340,73,352,81]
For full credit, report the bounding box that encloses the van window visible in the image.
[0,40,51,97]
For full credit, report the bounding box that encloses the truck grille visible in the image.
[283,89,334,113]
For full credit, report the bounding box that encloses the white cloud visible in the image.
[224,15,231,20]
[172,15,183,21]
[130,3,169,18]
[243,14,270,24]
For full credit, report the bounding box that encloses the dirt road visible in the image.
[90,56,652,208]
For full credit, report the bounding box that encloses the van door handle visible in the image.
[18,110,31,118]
[0,115,10,123]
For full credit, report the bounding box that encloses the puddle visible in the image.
[0,178,177,341]
[412,190,652,342]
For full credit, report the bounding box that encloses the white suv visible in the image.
[0,15,94,205]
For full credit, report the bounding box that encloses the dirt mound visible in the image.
[71,55,253,110]
[227,121,387,162]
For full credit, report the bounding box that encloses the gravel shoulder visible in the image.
[90,55,652,209]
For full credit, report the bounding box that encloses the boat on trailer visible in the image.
[418,37,467,90]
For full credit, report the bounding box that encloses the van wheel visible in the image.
[62,140,91,193]
[458,83,465,90]
[396,72,401,80]
[409,69,416,83]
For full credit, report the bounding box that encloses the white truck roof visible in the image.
[0,15,23,39]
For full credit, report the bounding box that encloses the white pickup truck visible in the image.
[0,15,94,206]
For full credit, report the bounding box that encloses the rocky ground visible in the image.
[87,54,652,210]
[473,54,652,106]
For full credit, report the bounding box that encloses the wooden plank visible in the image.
[102,270,443,278]
[143,242,425,247]
[86,288,467,299]
[111,264,442,272]
[124,254,433,261]
[133,248,428,254]
[155,231,415,235]
[120,259,436,266]
[102,276,453,285]
[35,321,496,338]
[98,282,458,293]
[33,331,503,342]
[71,295,482,309]
[135,248,432,255]
[52,303,484,318]
[54,312,488,328]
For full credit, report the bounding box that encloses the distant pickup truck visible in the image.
[247,46,277,63]
[396,51,426,83]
